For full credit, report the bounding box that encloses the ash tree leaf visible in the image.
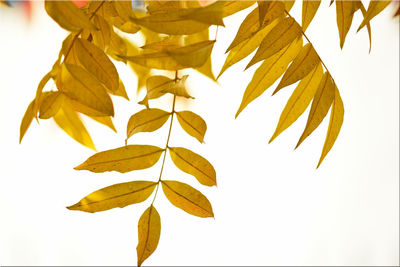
[137,205,161,267]
[269,64,323,143]
[246,17,302,69]
[53,105,96,150]
[38,91,65,119]
[146,76,175,100]
[357,0,391,32]
[274,43,320,94]
[222,1,256,17]
[33,72,52,119]
[335,0,359,49]
[257,1,271,26]
[60,64,114,117]
[236,38,303,118]
[19,100,35,144]
[176,111,207,143]
[74,38,119,92]
[44,0,96,32]
[218,18,280,78]
[74,145,164,173]
[168,147,216,186]
[161,180,214,217]
[296,72,335,148]
[302,0,321,31]
[67,181,157,213]
[91,15,111,51]
[317,85,344,168]
[161,75,194,99]
[108,79,129,100]
[126,109,171,141]
[112,0,141,34]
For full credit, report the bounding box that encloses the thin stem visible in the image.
[214,26,219,41]
[151,72,179,205]
[284,9,335,81]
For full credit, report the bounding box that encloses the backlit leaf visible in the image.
[61,64,114,117]
[269,64,323,143]
[236,38,303,118]
[317,85,344,167]
[169,147,216,186]
[161,180,214,217]
[33,72,52,119]
[167,40,215,68]
[222,0,256,17]
[126,109,170,141]
[74,145,164,173]
[44,0,96,32]
[91,14,111,50]
[88,115,116,132]
[336,0,359,49]
[67,181,157,213]
[137,205,161,267]
[162,75,193,99]
[274,43,320,93]
[302,0,321,31]
[176,111,207,143]
[39,91,65,119]
[246,17,302,69]
[146,75,174,99]
[357,0,391,32]
[109,79,129,100]
[53,105,95,150]
[296,72,335,148]
[358,1,372,52]
[74,38,119,92]
[19,100,35,144]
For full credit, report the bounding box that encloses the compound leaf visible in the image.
[126,109,171,141]
[176,111,207,143]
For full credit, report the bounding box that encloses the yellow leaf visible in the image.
[167,40,215,68]
[107,30,128,63]
[91,15,111,50]
[88,115,116,132]
[146,75,174,99]
[246,17,302,69]
[296,72,335,148]
[161,180,214,217]
[168,147,216,186]
[162,75,194,99]
[302,0,321,31]
[274,43,320,93]
[176,111,207,143]
[124,51,186,70]
[357,0,391,32]
[269,64,323,143]
[74,38,119,92]
[39,91,65,120]
[358,1,372,52]
[33,72,52,119]
[109,79,129,101]
[236,38,303,118]
[67,181,157,213]
[126,109,171,141]
[53,105,96,150]
[111,1,140,34]
[317,86,344,167]
[137,205,161,267]
[257,1,271,26]
[142,36,183,52]
[60,64,114,117]
[336,0,359,49]
[184,0,225,26]
[222,1,256,17]
[19,100,35,144]
[75,145,164,173]
[44,0,96,32]
[218,18,280,78]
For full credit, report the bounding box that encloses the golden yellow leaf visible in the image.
[74,145,164,173]
[111,1,141,34]
[44,0,96,32]
[124,51,186,70]
[60,64,114,117]
[236,38,303,118]
[162,75,194,99]
[222,1,256,17]
[91,15,111,51]
[168,147,216,186]
[88,115,116,132]
[137,205,161,267]
[142,36,183,52]
[39,91,65,120]
[126,109,171,141]
[185,0,225,26]
[53,105,96,150]
[19,100,35,144]
[358,1,372,52]
[336,0,359,49]
[161,180,214,217]
[176,111,207,143]
[147,0,184,14]
[317,85,344,167]
[296,72,335,148]
[67,181,157,213]
[246,17,302,69]
[257,1,271,26]
[218,18,280,78]
[274,43,320,93]
[107,30,128,63]
[33,72,52,119]
[269,64,323,143]
[146,76,175,100]
[357,0,391,32]
[108,79,129,101]
[167,40,215,68]
[302,0,321,31]
[74,38,119,92]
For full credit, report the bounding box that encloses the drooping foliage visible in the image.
[17,0,395,265]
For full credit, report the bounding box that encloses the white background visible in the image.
[0,1,399,265]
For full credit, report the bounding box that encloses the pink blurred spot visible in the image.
[72,0,88,8]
